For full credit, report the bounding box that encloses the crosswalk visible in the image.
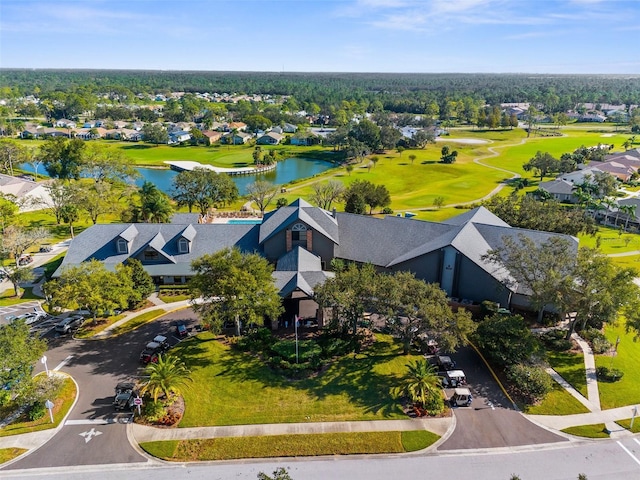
[617,438,640,468]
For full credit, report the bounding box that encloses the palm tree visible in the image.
[399,359,442,409]
[141,355,192,402]
[619,204,637,232]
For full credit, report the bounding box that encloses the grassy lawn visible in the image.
[140,430,439,461]
[524,380,590,416]
[74,314,125,339]
[0,375,76,437]
[547,351,587,398]
[0,287,40,306]
[561,423,609,438]
[158,294,190,303]
[596,323,640,409]
[178,333,420,427]
[578,226,640,255]
[0,448,27,464]
[615,418,640,433]
[110,309,166,336]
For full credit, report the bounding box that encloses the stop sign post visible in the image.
[44,399,54,423]
[41,355,49,377]
[134,396,142,415]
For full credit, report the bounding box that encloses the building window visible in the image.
[116,238,128,254]
[291,223,307,242]
[178,238,189,254]
[143,249,159,261]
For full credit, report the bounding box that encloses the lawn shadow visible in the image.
[421,160,436,165]
[121,145,153,150]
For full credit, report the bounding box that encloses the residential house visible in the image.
[55,119,76,129]
[537,179,578,203]
[291,132,320,146]
[283,123,298,134]
[168,130,192,144]
[0,173,52,212]
[55,199,577,325]
[74,127,108,140]
[221,131,252,145]
[202,130,223,145]
[257,132,284,145]
[226,121,247,132]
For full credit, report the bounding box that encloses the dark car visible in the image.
[113,382,137,411]
[55,315,84,334]
[176,322,188,338]
[39,244,53,253]
[139,337,168,364]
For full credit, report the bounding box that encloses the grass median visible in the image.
[140,430,439,461]
[177,332,419,427]
[0,374,76,437]
[110,309,166,336]
[561,423,609,438]
[0,448,27,464]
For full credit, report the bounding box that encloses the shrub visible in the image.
[28,401,46,421]
[142,399,167,422]
[596,366,624,382]
[381,207,394,214]
[473,314,541,367]
[538,329,573,352]
[581,328,612,354]
[506,363,553,404]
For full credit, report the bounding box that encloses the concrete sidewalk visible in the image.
[131,418,453,443]
[525,331,637,438]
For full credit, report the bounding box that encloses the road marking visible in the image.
[79,427,103,443]
[66,419,111,426]
[635,438,640,448]
[53,355,73,371]
[617,440,640,466]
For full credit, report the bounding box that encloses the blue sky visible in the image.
[1,0,639,73]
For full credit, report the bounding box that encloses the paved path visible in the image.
[527,331,636,439]
[132,418,452,443]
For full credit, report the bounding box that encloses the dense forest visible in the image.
[2,69,640,115]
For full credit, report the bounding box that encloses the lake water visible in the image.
[20,156,336,196]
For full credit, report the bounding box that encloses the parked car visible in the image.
[449,387,473,407]
[176,322,188,338]
[16,311,47,325]
[440,369,467,388]
[17,254,33,266]
[152,335,170,351]
[39,244,53,253]
[113,382,137,411]
[55,315,84,334]
[140,338,168,364]
[436,355,456,370]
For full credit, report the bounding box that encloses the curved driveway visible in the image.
[3,308,199,470]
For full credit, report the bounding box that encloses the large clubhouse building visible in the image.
[56,199,578,325]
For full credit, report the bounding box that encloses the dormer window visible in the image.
[116,238,128,254]
[291,223,307,242]
[178,238,189,254]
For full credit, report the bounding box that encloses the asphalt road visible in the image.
[3,308,199,470]
[438,346,567,450]
[3,437,640,480]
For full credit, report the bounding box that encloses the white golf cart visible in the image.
[449,388,473,407]
[441,369,467,388]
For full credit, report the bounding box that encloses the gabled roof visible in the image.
[259,199,339,244]
[119,224,138,242]
[139,232,176,263]
[180,224,197,241]
[276,246,322,272]
[273,271,334,297]
[441,206,510,228]
[538,179,575,195]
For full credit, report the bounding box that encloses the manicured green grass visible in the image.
[401,430,439,451]
[561,423,609,438]
[524,381,590,416]
[110,310,165,336]
[158,294,190,303]
[0,287,39,306]
[0,448,27,464]
[41,252,66,280]
[615,418,640,433]
[140,430,440,461]
[0,375,76,437]
[596,323,640,409]
[177,333,420,427]
[547,351,588,398]
[578,226,640,254]
[74,314,125,339]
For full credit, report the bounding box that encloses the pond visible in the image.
[20,156,337,196]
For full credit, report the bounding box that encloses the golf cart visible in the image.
[113,382,137,411]
[436,355,456,370]
[440,369,467,388]
[449,388,473,407]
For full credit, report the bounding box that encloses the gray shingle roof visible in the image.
[259,199,339,244]
[276,246,322,272]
